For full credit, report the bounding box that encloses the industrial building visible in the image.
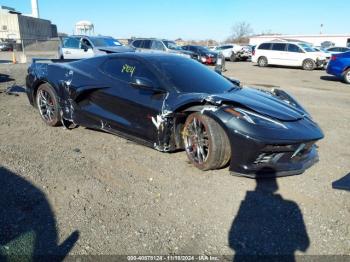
[0,1,57,42]
[249,34,350,47]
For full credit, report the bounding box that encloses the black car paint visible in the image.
[182,45,218,63]
[26,53,324,177]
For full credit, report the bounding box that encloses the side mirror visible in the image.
[130,77,164,93]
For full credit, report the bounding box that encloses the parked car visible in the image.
[26,53,323,177]
[326,51,350,84]
[181,45,218,64]
[130,38,197,60]
[212,44,249,61]
[252,41,328,70]
[58,35,134,59]
[0,42,13,52]
[313,46,331,61]
[326,47,350,55]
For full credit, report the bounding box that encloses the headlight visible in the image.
[224,107,287,129]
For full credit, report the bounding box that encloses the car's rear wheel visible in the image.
[258,56,268,67]
[343,68,350,84]
[302,59,315,70]
[183,113,231,171]
[36,83,61,126]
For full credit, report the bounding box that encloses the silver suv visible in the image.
[130,38,197,59]
[59,35,134,59]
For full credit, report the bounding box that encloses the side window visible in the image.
[287,44,302,53]
[258,43,272,50]
[62,37,80,49]
[101,58,159,86]
[141,40,151,49]
[151,41,165,51]
[132,40,141,48]
[182,46,188,50]
[82,38,92,48]
[272,43,286,51]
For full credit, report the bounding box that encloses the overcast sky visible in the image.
[2,0,349,41]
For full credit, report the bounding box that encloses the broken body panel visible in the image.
[26,53,324,178]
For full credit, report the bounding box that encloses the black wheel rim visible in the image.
[37,90,55,122]
[184,117,210,164]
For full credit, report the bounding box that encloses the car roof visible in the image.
[132,38,174,42]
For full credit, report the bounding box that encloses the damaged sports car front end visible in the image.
[26,53,324,178]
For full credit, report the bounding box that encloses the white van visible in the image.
[252,41,328,70]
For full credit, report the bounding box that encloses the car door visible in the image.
[80,38,95,58]
[286,44,305,66]
[83,57,167,143]
[270,43,288,65]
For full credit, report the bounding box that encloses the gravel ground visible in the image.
[0,60,349,259]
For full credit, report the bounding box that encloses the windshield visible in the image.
[163,41,182,50]
[90,37,122,47]
[196,46,211,52]
[299,44,316,52]
[151,56,236,94]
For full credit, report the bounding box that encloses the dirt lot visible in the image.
[0,60,349,258]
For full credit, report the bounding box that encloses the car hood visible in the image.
[97,46,135,53]
[210,87,305,121]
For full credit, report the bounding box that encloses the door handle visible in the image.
[64,51,71,54]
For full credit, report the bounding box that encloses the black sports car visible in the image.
[26,53,324,178]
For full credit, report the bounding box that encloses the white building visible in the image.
[249,34,350,47]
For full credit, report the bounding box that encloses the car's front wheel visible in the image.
[183,113,231,171]
[343,68,350,84]
[302,59,315,71]
[36,83,61,126]
[258,56,268,67]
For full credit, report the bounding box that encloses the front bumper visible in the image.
[316,59,327,68]
[227,131,321,178]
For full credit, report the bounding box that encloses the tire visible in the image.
[230,53,237,62]
[302,59,315,71]
[258,56,268,67]
[183,113,231,171]
[343,68,350,84]
[36,83,61,126]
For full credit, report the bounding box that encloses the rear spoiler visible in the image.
[31,58,79,64]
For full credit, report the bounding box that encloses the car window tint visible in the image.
[287,44,301,53]
[101,58,159,86]
[152,56,234,94]
[258,43,272,50]
[142,40,151,49]
[63,37,80,49]
[132,40,141,48]
[82,39,92,47]
[272,43,286,51]
[150,41,164,50]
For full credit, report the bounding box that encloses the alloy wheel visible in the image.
[184,117,210,164]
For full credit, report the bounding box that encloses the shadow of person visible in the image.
[228,177,310,262]
[0,167,79,261]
